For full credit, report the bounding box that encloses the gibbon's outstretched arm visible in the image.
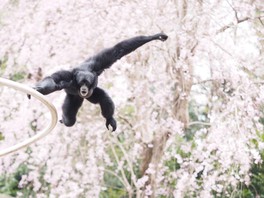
[33,70,73,95]
[87,87,116,131]
[86,33,168,75]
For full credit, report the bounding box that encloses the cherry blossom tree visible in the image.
[0,0,264,197]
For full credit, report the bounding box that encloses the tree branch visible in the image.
[107,133,132,196]
[216,0,251,34]
[216,17,250,34]
[188,121,211,126]
[112,136,138,186]
[192,79,214,85]
[258,16,264,26]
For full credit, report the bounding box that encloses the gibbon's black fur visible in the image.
[31,33,168,131]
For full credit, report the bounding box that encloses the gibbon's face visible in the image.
[75,71,98,98]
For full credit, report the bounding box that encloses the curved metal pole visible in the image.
[0,77,58,157]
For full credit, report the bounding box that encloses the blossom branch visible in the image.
[107,133,132,196]
[188,121,211,126]
[216,17,250,34]
[104,169,128,188]
[216,0,250,34]
[110,135,139,190]
[258,16,264,26]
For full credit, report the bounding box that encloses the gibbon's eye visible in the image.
[81,80,87,85]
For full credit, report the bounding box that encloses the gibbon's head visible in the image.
[75,70,98,98]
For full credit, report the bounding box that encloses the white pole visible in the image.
[0,78,58,157]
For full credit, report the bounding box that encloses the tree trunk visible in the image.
[140,65,193,197]
[140,0,200,196]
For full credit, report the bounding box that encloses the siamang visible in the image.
[30,33,168,131]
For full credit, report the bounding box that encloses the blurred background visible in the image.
[0,0,264,197]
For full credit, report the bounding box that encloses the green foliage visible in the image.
[0,57,27,81]
[0,164,29,197]
[0,57,8,75]
[239,151,264,198]
[100,171,127,198]
[9,0,20,6]
[121,104,135,117]
[187,100,210,140]
[9,71,27,82]
[215,149,264,198]
[0,132,4,141]
[0,162,51,197]
[100,144,129,198]
[100,136,142,198]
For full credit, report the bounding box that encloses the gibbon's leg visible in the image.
[61,94,84,127]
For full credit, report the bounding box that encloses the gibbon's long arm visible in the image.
[87,87,116,131]
[83,33,168,75]
[34,70,73,95]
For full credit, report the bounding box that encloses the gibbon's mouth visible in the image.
[79,85,90,98]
